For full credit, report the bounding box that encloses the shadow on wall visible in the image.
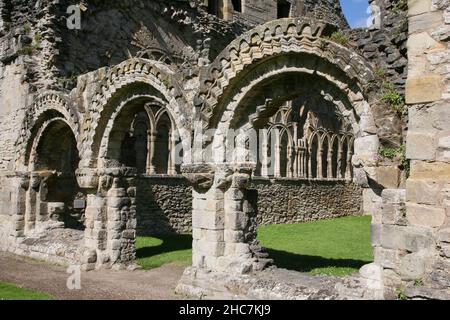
[134,177,193,236]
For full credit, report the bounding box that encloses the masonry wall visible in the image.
[251,178,363,226]
[373,0,450,300]
[134,176,363,236]
[135,176,193,235]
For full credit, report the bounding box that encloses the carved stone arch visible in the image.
[82,58,191,170]
[17,92,80,171]
[197,18,375,130]
[27,117,78,171]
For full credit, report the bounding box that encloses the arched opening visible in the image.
[332,137,339,178]
[154,113,171,175]
[280,130,289,177]
[32,119,82,230]
[340,137,348,179]
[231,0,242,12]
[321,135,329,179]
[310,134,319,178]
[277,0,291,18]
[207,0,220,16]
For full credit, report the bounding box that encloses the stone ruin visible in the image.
[0,0,449,299]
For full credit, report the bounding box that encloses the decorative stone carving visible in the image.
[181,163,215,192]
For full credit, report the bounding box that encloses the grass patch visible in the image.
[135,216,372,277]
[0,282,53,300]
[135,234,192,270]
[257,216,373,276]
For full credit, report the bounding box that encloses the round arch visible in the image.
[17,92,80,171]
[81,58,191,169]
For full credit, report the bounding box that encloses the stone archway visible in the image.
[178,18,384,298]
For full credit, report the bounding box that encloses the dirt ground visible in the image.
[0,252,186,300]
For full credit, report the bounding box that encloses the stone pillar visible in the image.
[317,148,323,179]
[146,130,156,175]
[81,168,137,270]
[328,148,333,179]
[183,163,271,274]
[261,131,269,177]
[83,193,106,270]
[106,176,137,266]
[8,174,29,240]
[167,131,177,175]
[274,139,281,177]
[24,174,39,234]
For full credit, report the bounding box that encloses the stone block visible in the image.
[107,197,131,208]
[224,210,248,230]
[411,161,450,180]
[195,239,225,257]
[399,249,434,280]
[408,0,432,17]
[438,228,450,243]
[436,134,450,161]
[406,202,446,228]
[205,229,224,242]
[354,135,379,166]
[409,11,443,34]
[371,223,382,246]
[225,200,243,212]
[406,179,441,205]
[363,188,382,219]
[406,132,436,160]
[406,75,443,104]
[192,228,202,240]
[374,247,404,270]
[381,224,407,250]
[376,167,400,189]
[107,188,127,197]
[224,229,245,243]
[122,230,135,239]
[404,227,435,252]
[192,210,224,230]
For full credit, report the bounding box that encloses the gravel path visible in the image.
[0,252,186,300]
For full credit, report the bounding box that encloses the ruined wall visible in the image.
[251,178,363,226]
[136,176,193,235]
[134,176,362,236]
[373,0,450,300]
[221,0,349,29]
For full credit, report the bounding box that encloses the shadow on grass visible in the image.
[135,234,370,275]
[266,248,371,274]
[136,234,192,259]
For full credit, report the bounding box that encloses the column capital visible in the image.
[181,163,215,192]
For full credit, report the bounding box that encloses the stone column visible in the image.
[82,193,106,270]
[346,150,353,180]
[183,164,222,269]
[328,148,333,179]
[182,163,271,274]
[260,130,269,177]
[106,174,137,266]
[146,130,156,175]
[317,148,323,179]
[274,139,281,177]
[167,131,177,175]
[24,174,39,234]
[8,173,29,240]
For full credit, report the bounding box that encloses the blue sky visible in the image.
[340,0,370,28]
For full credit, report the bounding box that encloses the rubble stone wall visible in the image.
[251,178,363,225]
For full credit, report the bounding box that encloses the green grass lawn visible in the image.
[135,215,373,276]
[136,234,192,270]
[0,282,53,300]
[257,215,373,276]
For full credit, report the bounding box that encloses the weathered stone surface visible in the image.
[406,75,443,104]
